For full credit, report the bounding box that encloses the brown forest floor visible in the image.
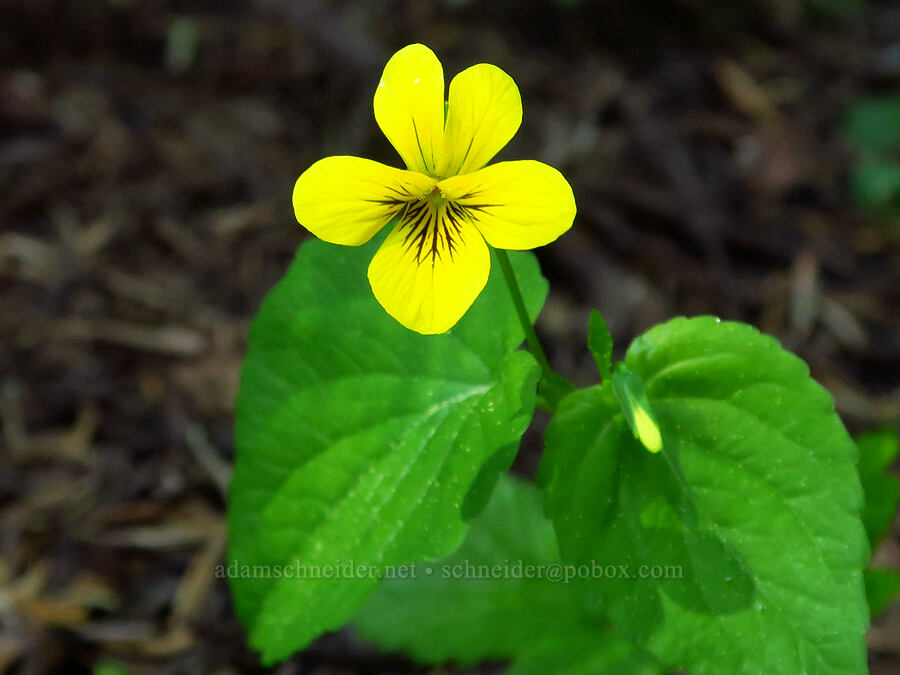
[1,0,899,673]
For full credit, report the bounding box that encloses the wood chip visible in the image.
[715,58,779,121]
[46,319,206,356]
[170,521,227,624]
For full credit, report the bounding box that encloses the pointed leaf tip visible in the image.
[588,309,613,379]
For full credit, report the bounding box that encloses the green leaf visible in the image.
[354,475,568,664]
[865,567,900,619]
[165,17,199,74]
[588,309,613,379]
[857,428,900,620]
[355,475,660,673]
[846,95,900,153]
[541,316,869,674]
[510,631,661,675]
[228,238,546,664]
[92,664,131,675]
[857,428,900,549]
[851,159,900,211]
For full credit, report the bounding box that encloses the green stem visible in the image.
[495,250,553,375]
[495,250,573,412]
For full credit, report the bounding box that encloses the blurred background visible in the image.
[1,0,899,672]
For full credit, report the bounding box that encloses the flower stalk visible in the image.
[495,249,573,412]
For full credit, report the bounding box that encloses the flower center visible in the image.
[427,186,446,210]
[395,189,468,268]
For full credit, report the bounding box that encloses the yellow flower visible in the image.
[293,44,576,335]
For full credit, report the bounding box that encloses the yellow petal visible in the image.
[367,201,490,334]
[437,64,522,177]
[293,156,435,246]
[440,160,576,250]
[374,44,445,176]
